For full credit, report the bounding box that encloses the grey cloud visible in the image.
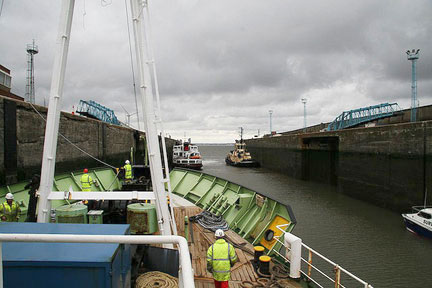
[1,0,431,142]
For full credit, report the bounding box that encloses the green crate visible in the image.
[87,210,104,224]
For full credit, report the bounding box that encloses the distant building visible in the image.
[0,65,24,101]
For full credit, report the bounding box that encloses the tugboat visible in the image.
[172,139,203,169]
[225,127,260,167]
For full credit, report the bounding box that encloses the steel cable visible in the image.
[0,0,4,18]
[123,0,140,130]
[28,102,116,169]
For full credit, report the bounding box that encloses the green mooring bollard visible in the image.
[184,216,189,242]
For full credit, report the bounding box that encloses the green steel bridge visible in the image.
[327,102,401,131]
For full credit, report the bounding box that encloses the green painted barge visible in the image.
[0,167,374,287]
[1,166,296,254]
[0,167,121,221]
[169,168,296,254]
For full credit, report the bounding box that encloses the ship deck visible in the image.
[173,205,301,288]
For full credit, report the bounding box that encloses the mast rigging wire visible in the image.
[82,0,87,29]
[101,0,112,7]
[0,0,4,18]
[124,0,140,130]
[28,102,116,169]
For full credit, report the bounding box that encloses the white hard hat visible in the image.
[5,193,14,200]
[125,160,130,164]
[215,229,225,238]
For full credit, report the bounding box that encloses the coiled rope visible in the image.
[189,210,228,231]
[240,262,291,288]
[271,263,289,279]
[135,271,178,288]
[240,278,271,288]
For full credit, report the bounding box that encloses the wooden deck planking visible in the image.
[174,206,260,287]
[170,201,303,287]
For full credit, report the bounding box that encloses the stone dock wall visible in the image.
[246,119,432,212]
[0,96,176,185]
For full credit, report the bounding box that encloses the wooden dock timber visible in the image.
[173,206,301,288]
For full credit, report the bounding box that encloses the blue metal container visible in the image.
[0,223,131,288]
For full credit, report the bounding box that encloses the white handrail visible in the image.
[301,242,372,286]
[48,190,156,200]
[0,234,194,288]
[274,225,373,288]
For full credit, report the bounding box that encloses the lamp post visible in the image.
[269,110,273,134]
[406,49,420,122]
[301,98,307,132]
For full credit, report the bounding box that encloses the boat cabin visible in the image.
[172,141,203,169]
[417,208,432,220]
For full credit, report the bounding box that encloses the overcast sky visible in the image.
[1,0,431,143]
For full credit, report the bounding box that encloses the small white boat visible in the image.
[402,206,432,238]
[172,140,203,169]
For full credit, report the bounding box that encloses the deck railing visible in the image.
[0,234,194,288]
[272,224,373,288]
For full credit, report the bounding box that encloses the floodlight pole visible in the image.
[301,98,307,132]
[406,49,420,122]
[269,110,273,134]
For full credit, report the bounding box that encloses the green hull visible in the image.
[169,167,296,254]
[0,167,121,221]
[0,167,367,287]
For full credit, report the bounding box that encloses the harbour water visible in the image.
[199,144,432,288]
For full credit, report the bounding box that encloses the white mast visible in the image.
[37,0,174,237]
[142,0,177,235]
[37,0,75,223]
[130,0,172,236]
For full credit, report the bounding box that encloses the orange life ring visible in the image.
[190,155,201,159]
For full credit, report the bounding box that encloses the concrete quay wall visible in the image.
[0,96,176,185]
[246,122,432,212]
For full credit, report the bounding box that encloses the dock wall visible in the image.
[246,121,432,212]
[0,96,176,185]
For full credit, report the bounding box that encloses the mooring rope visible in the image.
[240,278,272,288]
[271,263,289,279]
[189,210,229,231]
[135,271,178,288]
[240,262,291,288]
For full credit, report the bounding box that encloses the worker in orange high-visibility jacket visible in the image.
[207,229,237,288]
